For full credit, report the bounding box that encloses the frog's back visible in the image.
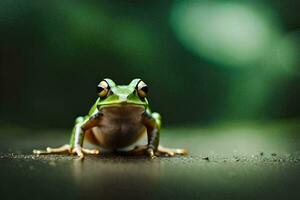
[87,104,146,150]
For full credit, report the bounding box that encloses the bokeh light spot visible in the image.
[170,1,280,67]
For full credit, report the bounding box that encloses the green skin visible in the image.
[33,78,186,159]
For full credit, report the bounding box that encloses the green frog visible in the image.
[33,78,187,159]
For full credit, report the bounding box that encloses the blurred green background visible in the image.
[0,0,300,128]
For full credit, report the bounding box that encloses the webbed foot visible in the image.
[33,144,100,160]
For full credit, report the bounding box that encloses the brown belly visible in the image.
[85,104,146,150]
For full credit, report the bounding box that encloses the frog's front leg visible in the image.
[129,112,187,158]
[33,112,102,159]
[140,111,161,158]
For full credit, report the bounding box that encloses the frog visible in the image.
[33,78,187,159]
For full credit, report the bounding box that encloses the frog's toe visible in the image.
[71,146,85,160]
[33,149,47,155]
[33,144,71,155]
[157,146,188,157]
[47,144,71,153]
[81,148,100,155]
[71,146,100,160]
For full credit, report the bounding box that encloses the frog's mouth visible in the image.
[99,103,145,116]
[99,102,145,108]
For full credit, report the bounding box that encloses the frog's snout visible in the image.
[118,94,129,102]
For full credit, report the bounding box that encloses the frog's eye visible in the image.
[136,80,148,98]
[97,80,110,98]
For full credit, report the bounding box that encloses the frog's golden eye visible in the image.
[137,80,148,98]
[97,80,110,98]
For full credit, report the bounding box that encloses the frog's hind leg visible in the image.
[33,144,100,155]
[33,116,100,157]
[127,145,187,157]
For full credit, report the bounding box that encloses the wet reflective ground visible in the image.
[1,122,300,200]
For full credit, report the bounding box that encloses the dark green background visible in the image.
[1,0,300,128]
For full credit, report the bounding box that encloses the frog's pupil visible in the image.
[141,86,148,94]
[97,86,104,93]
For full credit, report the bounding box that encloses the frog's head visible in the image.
[96,78,149,107]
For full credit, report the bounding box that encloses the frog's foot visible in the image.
[33,144,100,159]
[127,145,187,157]
[70,146,100,160]
[33,144,71,155]
[156,146,187,157]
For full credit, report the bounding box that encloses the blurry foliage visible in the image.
[0,0,299,128]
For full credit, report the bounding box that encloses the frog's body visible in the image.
[85,104,146,149]
[33,78,187,159]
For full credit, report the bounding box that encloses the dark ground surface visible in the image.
[1,121,300,200]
